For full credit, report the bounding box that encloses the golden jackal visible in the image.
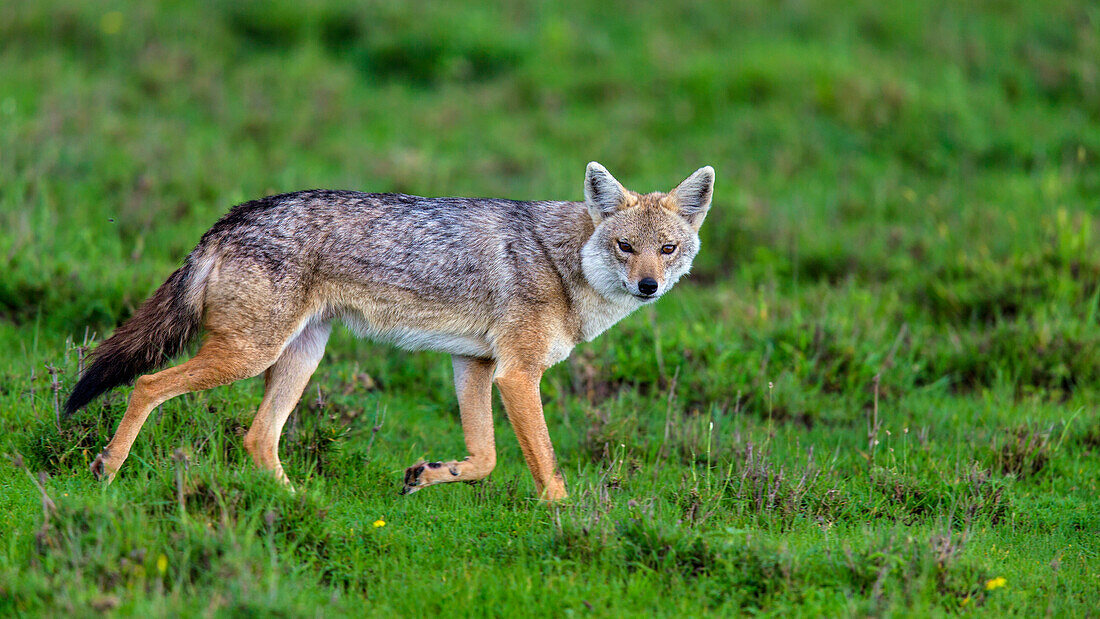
[65,162,715,500]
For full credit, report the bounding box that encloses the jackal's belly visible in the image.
[338,309,493,357]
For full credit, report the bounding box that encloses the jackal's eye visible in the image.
[617,240,634,253]
[660,244,677,255]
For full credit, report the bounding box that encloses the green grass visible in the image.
[2,0,1100,614]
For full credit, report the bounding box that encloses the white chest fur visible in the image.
[573,284,639,342]
[541,286,639,368]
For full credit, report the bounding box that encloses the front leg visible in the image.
[493,364,567,501]
[402,355,497,494]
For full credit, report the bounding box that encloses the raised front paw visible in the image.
[400,459,461,495]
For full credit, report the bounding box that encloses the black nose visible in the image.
[638,278,659,295]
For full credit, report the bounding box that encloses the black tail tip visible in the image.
[63,373,103,419]
[60,349,142,420]
[62,392,87,419]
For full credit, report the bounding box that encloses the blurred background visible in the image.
[1,0,1098,376]
[2,4,1100,612]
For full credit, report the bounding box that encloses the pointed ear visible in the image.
[584,161,628,223]
[668,165,715,231]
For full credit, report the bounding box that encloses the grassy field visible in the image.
[2,0,1100,614]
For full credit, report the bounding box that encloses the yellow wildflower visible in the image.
[985,577,1007,591]
[373,519,386,528]
[157,554,168,574]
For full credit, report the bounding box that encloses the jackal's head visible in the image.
[581,162,715,304]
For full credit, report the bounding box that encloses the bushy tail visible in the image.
[64,263,203,417]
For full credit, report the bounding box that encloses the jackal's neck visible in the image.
[531,200,596,287]
[532,200,638,342]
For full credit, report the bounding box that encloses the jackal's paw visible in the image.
[90,451,115,483]
[400,459,461,495]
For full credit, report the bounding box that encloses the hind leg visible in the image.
[91,335,282,482]
[243,321,331,485]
